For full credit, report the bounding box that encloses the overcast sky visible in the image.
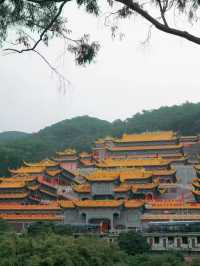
[1,3,200,133]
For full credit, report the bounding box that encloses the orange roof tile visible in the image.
[115,131,177,143]
[59,200,75,208]
[131,181,159,192]
[0,193,29,199]
[46,169,62,177]
[74,200,123,208]
[0,176,36,183]
[152,169,176,176]
[192,189,200,196]
[120,170,152,182]
[73,184,91,193]
[56,148,76,156]
[0,202,60,210]
[96,158,170,168]
[192,182,200,188]
[24,159,59,167]
[0,181,26,189]
[142,214,200,221]
[79,152,92,158]
[0,214,63,221]
[194,165,200,171]
[9,166,45,174]
[107,144,183,152]
[124,200,145,208]
[146,200,200,210]
[86,171,119,182]
[114,184,131,192]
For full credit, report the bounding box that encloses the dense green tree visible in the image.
[1,102,200,176]
[118,231,150,256]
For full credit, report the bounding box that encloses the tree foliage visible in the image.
[118,231,150,256]
[0,221,195,266]
[1,0,200,70]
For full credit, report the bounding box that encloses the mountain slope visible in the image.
[1,102,200,176]
[0,131,29,143]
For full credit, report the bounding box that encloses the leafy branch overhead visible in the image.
[1,0,200,67]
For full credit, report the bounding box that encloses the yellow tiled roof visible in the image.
[124,200,145,208]
[79,152,92,158]
[142,214,200,221]
[56,148,76,156]
[58,200,145,209]
[0,181,26,189]
[131,181,159,192]
[0,214,63,221]
[194,165,200,171]
[0,176,36,183]
[46,169,62,177]
[85,171,119,182]
[96,158,170,168]
[74,200,123,208]
[192,182,200,188]
[115,131,177,143]
[24,159,59,167]
[0,202,60,210]
[9,166,45,174]
[59,200,75,208]
[73,184,91,193]
[120,170,152,182]
[152,168,176,176]
[113,184,131,192]
[114,181,159,193]
[107,144,182,152]
[192,189,200,196]
[0,192,29,199]
[145,200,200,209]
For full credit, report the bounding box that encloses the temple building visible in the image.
[96,158,172,170]
[93,131,188,164]
[0,201,63,231]
[9,159,77,186]
[192,165,200,202]
[73,170,160,201]
[180,135,199,146]
[54,149,79,170]
[61,199,145,232]
[0,175,59,203]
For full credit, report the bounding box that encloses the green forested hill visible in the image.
[0,131,29,143]
[0,102,200,176]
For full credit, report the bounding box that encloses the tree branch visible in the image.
[4,0,69,54]
[157,0,169,26]
[115,0,200,45]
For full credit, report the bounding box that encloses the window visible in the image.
[168,237,174,245]
[182,237,188,244]
[197,237,200,244]
[154,237,159,244]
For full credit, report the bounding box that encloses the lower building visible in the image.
[144,221,200,252]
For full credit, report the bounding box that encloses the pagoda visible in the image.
[93,131,188,164]
[54,148,78,170]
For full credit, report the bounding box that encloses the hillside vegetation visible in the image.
[0,102,200,176]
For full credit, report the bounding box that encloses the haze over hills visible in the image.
[0,101,200,176]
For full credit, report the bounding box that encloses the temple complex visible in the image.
[0,131,199,233]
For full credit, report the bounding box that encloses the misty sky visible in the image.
[1,3,200,133]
